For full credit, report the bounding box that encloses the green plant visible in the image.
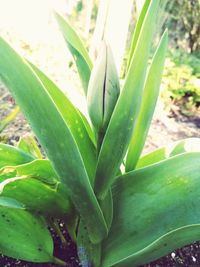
[170,50,200,76]
[0,1,200,266]
[161,52,200,116]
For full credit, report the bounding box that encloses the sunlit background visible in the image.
[0,0,199,118]
[0,0,136,115]
[0,0,87,112]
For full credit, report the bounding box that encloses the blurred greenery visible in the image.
[161,51,200,116]
[164,0,200,53]
[76,1,83,13]
[150,0,200,116]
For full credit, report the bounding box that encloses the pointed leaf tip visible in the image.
[126,29,168,171]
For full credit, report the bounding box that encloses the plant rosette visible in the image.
[0,1,200,266]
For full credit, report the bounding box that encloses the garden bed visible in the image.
[1,83,200,267]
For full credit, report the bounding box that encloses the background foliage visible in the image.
[164,0,200,53]
[158,0,200,116]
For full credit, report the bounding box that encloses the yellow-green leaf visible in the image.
[126,30,168,171]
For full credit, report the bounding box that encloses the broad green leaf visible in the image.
[0,196,25,209]
[0,159,59,184]
[94,0,160,199]
[0,159,77,240]
[18,135,43,159]
[0,37,107,244]
[126,0,151,70]
[108,225,200,267]
[29,62,97,185]
[102,152,200,266]
[136,146,166,169]
[0,160,71,218]
[137,138,200,169]
[126,30,168,171]
[55,12,92,94]
[0,207,53,262]
[0,106,19,132]
[0,143,34,168]
[0,177,71,219]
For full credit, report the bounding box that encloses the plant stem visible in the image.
[51,219,68,248]
[52,257,67,266]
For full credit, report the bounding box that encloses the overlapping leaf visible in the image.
[102,152,200,266]
[17,135,43,159]
[137,138,200,169]
[55,12,92,94]
[95,0,160,199]
[126,0,151,70]
[126,30,168,171]
[0,143,34,168]
[0,37,107,243]
[29,62,96,184]
[0,159,59,183]
[0,160,71,218]
[1,178,70,219]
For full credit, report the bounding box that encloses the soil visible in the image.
[1,83,200,267]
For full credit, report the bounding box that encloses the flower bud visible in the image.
[87,41,120,133]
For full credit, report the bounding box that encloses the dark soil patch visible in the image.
[142,242,200,267]
[1,231,200,267]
